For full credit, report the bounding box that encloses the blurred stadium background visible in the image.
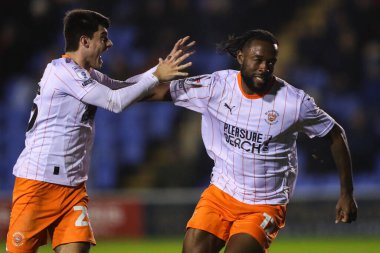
[0,0,379,252]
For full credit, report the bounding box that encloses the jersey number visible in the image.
[81,105,97,125]
[26,103,38,132]
[260,212,276,235]
[73,206,89,227]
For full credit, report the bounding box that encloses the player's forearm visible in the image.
[81,74,158,113]
[143,82,172,101]
[107,74,159,112]
[329,124,354,194]
[97,66,158,90]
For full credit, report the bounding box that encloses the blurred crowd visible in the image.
[0,0,378,191]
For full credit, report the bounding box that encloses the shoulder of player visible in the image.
[212,69,238,79]
[51,57,94,83]
[207,69,238,87]
[50,57,76,75]
[179,69,237,91]
[201,69,237,98]
[274,76,305,97]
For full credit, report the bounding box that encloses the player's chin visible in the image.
[94,60,103,69]
[93,55,103,68]
[253,77,267,88]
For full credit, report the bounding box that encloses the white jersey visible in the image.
[170,70,335,204]
[13,56,158,186]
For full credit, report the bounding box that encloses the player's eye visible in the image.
[269,59,277,65]
[101,37,108,43]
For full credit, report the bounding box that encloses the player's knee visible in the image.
[225,233,264,253]
[54,242,90,253]
[182,229,225,253]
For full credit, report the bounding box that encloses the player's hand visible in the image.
[153,36,195,82]
[166,36,196,61]
[335,193,357,224]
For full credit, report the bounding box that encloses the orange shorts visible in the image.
[186,184,286,251]
[6,177,96,253]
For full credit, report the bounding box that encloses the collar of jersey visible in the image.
[61,54,88,71]
[237,72,274,99]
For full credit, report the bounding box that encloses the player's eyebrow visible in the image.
[252,52,276,61]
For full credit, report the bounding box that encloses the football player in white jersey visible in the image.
[6,9,194,253]
[154,30,358,253]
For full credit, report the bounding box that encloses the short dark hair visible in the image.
[217,29,279,58]
[63,9,110,52]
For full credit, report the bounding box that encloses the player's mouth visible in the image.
[254,75,264,81]
[253,74,268,83]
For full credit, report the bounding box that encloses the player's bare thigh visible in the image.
[54,242,91,253]
[182,228,225,253]
[224,233,264,253]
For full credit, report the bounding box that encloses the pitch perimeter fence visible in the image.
[0,187,379,240]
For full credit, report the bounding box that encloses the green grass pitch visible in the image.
[2,236,379,253]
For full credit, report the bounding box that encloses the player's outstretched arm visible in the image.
[81,37,195,111]
[327,124,358,224]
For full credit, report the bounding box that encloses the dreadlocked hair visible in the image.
[217,29,279,58]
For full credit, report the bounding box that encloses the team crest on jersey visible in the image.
[12,232,25,247]
[73,66,89,80]
[265,110,279,125]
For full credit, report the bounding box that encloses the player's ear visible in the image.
[79,35,90,49]
[236,50,244,65]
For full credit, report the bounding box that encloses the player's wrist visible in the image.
[340,186,354,196]
[152,71,162,82]
[149,72,160,85]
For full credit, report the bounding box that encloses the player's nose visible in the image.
[106,39,113,48]
[259,61,270,72]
